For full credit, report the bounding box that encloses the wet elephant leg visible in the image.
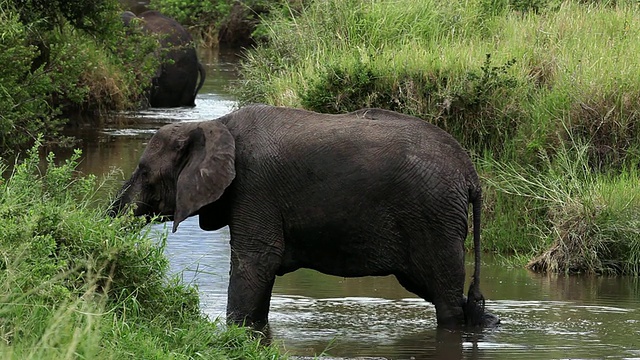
[395,235,467,327]
[226,261,276,329]
[225,218,284,329]
[396,269,465,327]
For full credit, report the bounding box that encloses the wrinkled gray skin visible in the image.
[121,10,205,108]
[110,104,500,329]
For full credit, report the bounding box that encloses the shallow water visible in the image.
[66,48,640,360]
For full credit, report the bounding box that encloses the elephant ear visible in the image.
[173,121,235,232]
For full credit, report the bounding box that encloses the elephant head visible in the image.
[110,121,235,232]
[120,11,137,27]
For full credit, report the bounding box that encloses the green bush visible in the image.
[0,0,159,156]
[151,0,231,27]
[485,138,640,275]
[0,7,61,154]
[301,55,378,113]
[150,0,280,46]
[13,0,121,33]
[0,139,186,314]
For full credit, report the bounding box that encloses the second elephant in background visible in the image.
[122,10,206,108]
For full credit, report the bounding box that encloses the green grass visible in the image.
[0,139,286,358]
[484,136,640,274]
[238,0,640,274]
[239,0,640,162]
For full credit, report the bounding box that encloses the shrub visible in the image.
[150,0,286,46]
[0,140,285,358]
[301,55,379,113]
[0,7,60,154]
[0,139,192,315]
[13,0,121,33]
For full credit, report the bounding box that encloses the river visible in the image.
[62,48,640,360]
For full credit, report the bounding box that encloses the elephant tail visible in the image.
[464,187,486,326]
[194,62,206,98]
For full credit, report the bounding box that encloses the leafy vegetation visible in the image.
[0,139,285,358]
[237,0,640,274]
[150,0,296,46]
[485,138,640,274]
[0,0,158,157]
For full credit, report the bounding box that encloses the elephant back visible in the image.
[139,10,194,47]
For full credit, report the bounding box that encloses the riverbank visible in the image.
[0,0,158,157]
[236,0,640,274]
[0,141,285,358]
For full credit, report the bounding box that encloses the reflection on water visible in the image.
[123,93,235,122]
[64,47,640,360]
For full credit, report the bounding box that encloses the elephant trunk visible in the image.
[108,191,128,218]
[108,178,135,218]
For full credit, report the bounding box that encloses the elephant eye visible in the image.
[136,162,152,178]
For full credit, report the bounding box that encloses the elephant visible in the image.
[110,104,500,330]
[121,10,205,108]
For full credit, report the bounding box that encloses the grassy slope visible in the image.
[0,142,285,359]
[237,0,640,274]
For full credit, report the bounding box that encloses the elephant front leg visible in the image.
[226,249,280,329]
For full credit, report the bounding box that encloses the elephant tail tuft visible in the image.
[464,276,486,326]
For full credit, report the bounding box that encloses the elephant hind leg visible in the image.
[395,261,466,327]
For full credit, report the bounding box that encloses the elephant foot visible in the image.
[462,291,500,328]
[226,312,269,330]
[480,311,500,328]
[435,296,500,329]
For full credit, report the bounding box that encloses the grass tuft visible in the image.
[485,135,640,275]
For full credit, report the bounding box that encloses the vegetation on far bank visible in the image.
[148,0,299,47]
[0,0,290,157]
[236,0,640,275]
[0,140,285,358]
[0,0,159,156]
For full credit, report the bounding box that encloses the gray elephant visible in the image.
[110,104,499,329]
[121,10,205,108]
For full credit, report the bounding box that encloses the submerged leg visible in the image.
[226,259,277,329]
[226,218,284,329]
[395,270,466,328]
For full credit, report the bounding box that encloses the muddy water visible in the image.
[65,48,640,360]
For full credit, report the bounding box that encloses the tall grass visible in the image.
[239,0,640,164]
[238,0,640,274]
[484,136,640,275]
[0,139,285,358]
